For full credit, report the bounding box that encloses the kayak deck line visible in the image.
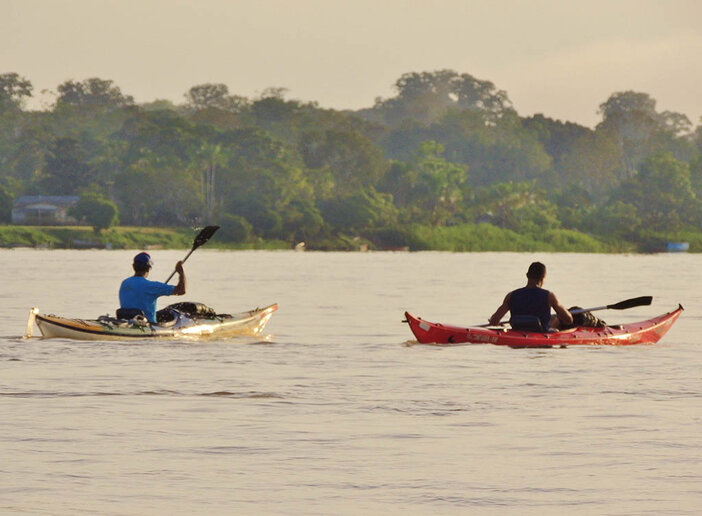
[404,305,683,348]
[35,314,160,338]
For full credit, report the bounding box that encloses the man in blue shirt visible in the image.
[119,252,186,323]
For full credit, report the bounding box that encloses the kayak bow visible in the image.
[404,305,683,347]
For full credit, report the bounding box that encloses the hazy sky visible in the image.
[3,0,701,127]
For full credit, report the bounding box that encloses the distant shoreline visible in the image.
[0,225,288,251]
[1,224,693,253]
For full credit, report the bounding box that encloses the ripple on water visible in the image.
[0,390,285,399]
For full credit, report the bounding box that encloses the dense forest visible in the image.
[1,70,701,251]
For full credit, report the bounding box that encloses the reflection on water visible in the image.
[0,250,700,515]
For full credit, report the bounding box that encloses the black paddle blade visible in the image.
[193,225,219,249]
[608,296,653,310]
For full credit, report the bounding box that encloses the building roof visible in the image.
[13,195,80,208]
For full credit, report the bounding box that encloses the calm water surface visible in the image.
[1,250,700,515]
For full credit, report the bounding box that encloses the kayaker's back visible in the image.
[508,286,550,330]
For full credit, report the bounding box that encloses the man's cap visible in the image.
[133,252,154,268]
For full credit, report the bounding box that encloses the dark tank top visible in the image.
[509,286,551,330]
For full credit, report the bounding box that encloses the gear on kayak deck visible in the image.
[163,302,217,318]
[569,306,607,328]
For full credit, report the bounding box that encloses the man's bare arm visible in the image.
[171,261,186,296]
[489,293,511,325]
[549,292,573,326]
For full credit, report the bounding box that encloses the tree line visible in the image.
[1,70,701,250]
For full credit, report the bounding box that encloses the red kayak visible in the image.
[404,305,683,348]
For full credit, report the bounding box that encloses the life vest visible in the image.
[509,286,551,330]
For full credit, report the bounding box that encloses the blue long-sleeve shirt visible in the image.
[119,276,174,322]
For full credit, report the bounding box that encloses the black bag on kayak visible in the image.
[569,306,607,328]
[164,301,217,318]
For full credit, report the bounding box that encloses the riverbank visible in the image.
[0,226,286,250]
[0,224,696,252]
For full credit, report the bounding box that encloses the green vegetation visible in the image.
[70,193,119,233]
[1,71,701,252]
[0,225,291,250]
[0,226,185,249]
[392,224,615,253]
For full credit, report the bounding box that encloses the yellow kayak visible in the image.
[27,302,278,341]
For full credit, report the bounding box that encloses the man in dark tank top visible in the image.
[489,262,573,330]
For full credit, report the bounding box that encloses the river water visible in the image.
[1,250,700,515]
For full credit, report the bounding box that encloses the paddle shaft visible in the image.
[164,248,195,284]
[570,305,606,315]
[570,296,653,314]
[164,225,220,284]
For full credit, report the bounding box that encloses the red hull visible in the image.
[404,306,683,348]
